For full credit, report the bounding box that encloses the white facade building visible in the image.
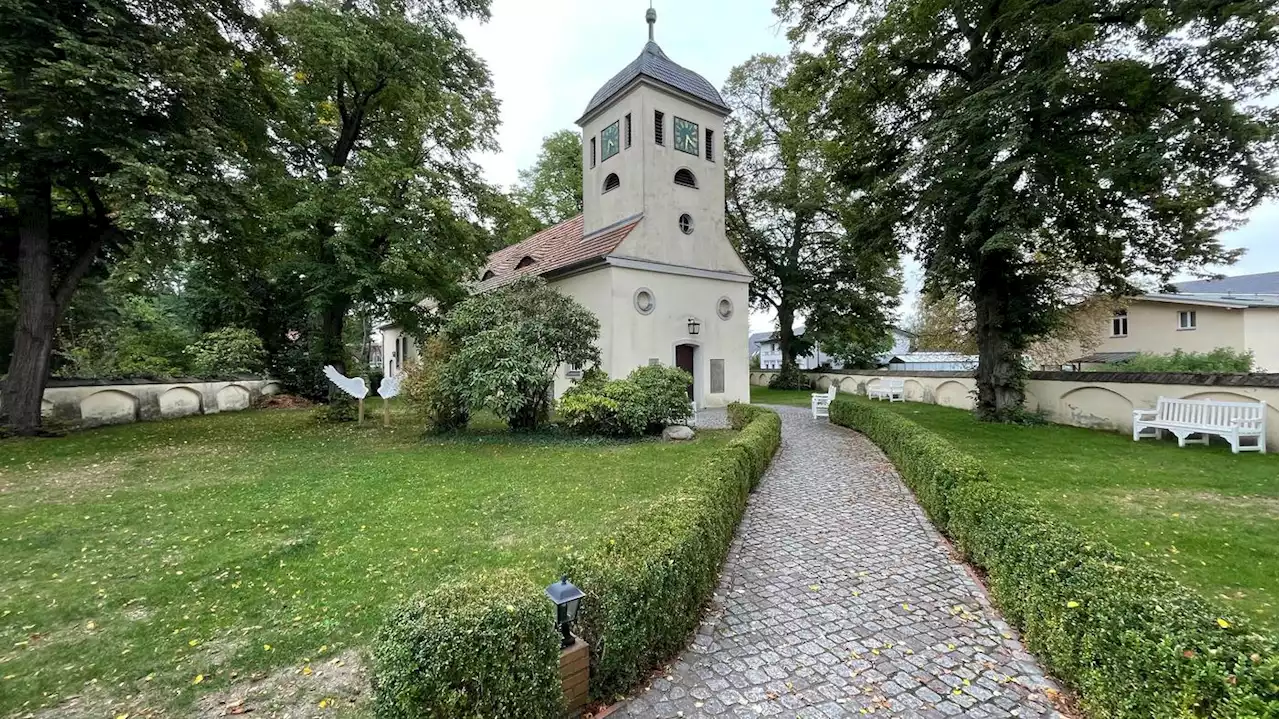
[755,327,914,370]
[381,10,751,408]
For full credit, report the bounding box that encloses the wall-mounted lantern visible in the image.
[687,317,702,336]
[545,575,584,648]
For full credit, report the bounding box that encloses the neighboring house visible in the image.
[755,326,914,370]
[1068,272,1279,372]
[380,11,750,408]
[886,352,978,372]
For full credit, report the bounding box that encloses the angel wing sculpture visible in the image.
[377,375,403,400]
[322,365,369,399]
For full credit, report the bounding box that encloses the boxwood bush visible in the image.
[370,570,563,719]
[561,405,781,698]
[828,396,1278,718]
[370,406,782,717]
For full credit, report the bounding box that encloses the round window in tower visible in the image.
[717,297,733,320]
[679,213,694,235]
[634,287,655,315]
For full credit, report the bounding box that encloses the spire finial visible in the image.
[646,4,657,42]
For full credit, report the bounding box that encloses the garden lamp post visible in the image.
[687,317,701,335]
[545,575,584,648]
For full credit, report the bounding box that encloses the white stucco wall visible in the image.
[35,378,280,428]
[1242,307,1279,372]
[1091,299,1276,371]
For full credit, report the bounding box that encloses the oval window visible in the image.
[679,214,693,235]
[634,288,655,315]
[717,297,733,320]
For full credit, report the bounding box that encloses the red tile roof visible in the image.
[473,214,642,292]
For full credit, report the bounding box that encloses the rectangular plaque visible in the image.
[710,359,725,394]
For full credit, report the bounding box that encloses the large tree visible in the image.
[260,0,500,387]
[512,129,583,226]
[779,0,1277,420]
[0,0,268,434]
[724,53,900,382]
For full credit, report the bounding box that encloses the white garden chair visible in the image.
[811,385,837,419]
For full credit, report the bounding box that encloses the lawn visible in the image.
[0,405,732,716]
[752,386,1279,631]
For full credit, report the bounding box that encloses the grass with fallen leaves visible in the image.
[0,404,732,715]
[753,386,1278,631]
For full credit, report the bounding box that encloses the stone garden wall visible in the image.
[28,377,282,428]
[751,369,1280,447]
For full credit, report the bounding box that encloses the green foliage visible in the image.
[313,393,359,424]
[767,364,811,390]
[559,366,692,437]
[781,0,1277,417]
[723,53,900,374]
[561,408,781,699]
[513,130,584,226]
[827,397,1278,717]
[371,571,563,719]
[726,401,768,431]
[444,277,600,431]
[400,336,470,434]
[54,296,195,379]
[185,328,267,376]
[269,336,328,401]
[1100,348,1255,374]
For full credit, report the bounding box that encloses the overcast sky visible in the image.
[459,0,1279,333]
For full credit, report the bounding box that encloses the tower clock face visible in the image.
[673,117,699,155]
[601,121,620,161]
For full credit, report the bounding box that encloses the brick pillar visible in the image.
[560,636,589,717]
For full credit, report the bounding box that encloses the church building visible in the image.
[382,9,751,408]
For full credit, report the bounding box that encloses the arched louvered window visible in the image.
[603,173,620,192]
[515,256,536,269]
[674,168,697,188]
[481,269,496,281]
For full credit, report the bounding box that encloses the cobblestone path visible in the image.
[610,405,1066,718]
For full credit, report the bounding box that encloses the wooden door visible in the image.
[675,345,695,400]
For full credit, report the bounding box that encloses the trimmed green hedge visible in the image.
[370,406,782,716]
[370,570,562,719]
[561,404,782,698]
[828,396,1279,718]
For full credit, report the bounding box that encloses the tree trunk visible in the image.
[973,252,1025,421]
[2,174,57,435]
[777,306,796,370]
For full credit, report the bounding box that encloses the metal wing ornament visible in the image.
[377,375,403,400]
[322,365,369,399]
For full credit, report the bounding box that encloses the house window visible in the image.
[705,129,714,161]
[654,110,664,146]
[1111,310,1128,337]
[515,256,536,269]
[603,173,620,192]
[678,213,694,234]
[674,168,697,188]
[625,113,632,148]
[565,364,583,379]
[1178,310,1197,330]
[589,137,596,168]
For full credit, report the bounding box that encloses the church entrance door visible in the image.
[675,344,696,401]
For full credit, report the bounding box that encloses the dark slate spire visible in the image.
[578,9,730,124]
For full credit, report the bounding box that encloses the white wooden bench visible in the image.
[867,378,905,402]
[1133,397,1267,454]
[811,385,837,419]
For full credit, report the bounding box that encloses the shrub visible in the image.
[559,366,692,437]
[1098,347,1255,373]
[186,327,267,376]
[444,276,600,431]
[370,570,563,719]
[562,407,781,698]
[828,396,1279,718]
[312,393,358,423]
[767,364,811,390]
[401,336,469,433]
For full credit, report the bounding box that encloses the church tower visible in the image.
[576,8,740,274]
